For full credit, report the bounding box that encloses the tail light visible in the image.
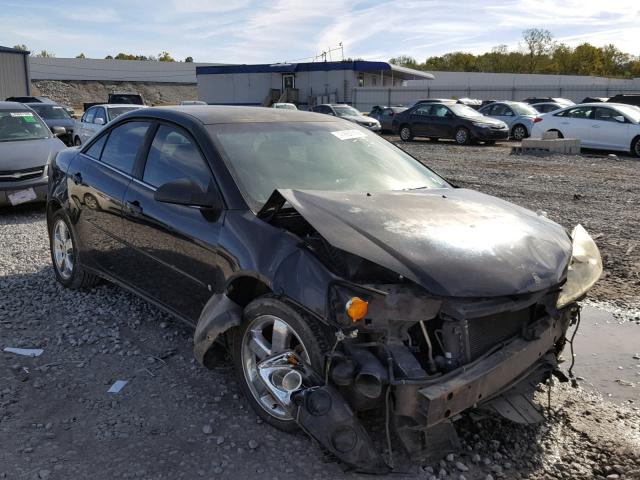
[533,117,543,123]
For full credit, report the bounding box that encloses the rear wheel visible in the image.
[232,297,328,432]
[454,127,471,145]
[632,137,640,157]
[399,125,413,142]
[73,137,82,147]
[511,124,528,141]
[49,211,98,289]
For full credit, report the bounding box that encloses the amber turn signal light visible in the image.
[345,297,368,322]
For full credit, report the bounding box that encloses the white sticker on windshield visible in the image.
[10,112,34,117]
[331,129,367,140]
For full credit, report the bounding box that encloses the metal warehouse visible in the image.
[0,45,31,100]
[196,60,433,109]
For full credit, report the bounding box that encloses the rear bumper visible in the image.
[414,315,566,428]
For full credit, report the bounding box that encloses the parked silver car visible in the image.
[478,101,539,140]
[531,102,565,114]
[0,102,66,207]
[312,104,381,131]
[73,104,144,146]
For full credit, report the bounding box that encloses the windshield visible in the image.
[333,106,361,117]
[210,121,449,210]
[0,110,51,142]
[616,105,640,123]
[29,104,71,120]
[449,104,483,118]
[107,106,140,121]
[511,103,539,116]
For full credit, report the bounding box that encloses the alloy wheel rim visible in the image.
[456,129,467,144]
[53,219,74,280]
[635,141,640,156]
[401,127,410,140]
[241,315,310,421]
[514,126,526,140]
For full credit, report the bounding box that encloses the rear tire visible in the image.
[399,125,414,142]
[232,296,329,433]
[511,124,528,141]
[631,137,640,157]
[454,127,471,145]
[49,210,99,289]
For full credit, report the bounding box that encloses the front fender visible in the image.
[193,293,243,367]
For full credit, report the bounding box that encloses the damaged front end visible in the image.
[214,188,602,472]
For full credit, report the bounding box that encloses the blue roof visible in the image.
[197,60,394,75]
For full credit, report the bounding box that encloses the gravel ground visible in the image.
[1,143,639,480]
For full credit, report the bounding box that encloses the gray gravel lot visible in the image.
[1,143,639,480]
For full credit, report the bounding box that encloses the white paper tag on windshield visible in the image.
[10,112,34,117]
[331,129,367,140]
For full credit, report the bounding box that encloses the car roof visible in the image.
[124,105,335,124]
[0,101,31,111]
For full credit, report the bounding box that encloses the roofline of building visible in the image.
[0,45,30,55]
[196,60,434,79]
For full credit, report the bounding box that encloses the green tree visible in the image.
[389,55,418,68]
[158,51,175,62]
[105,55,114,59]
[76,53,86,59]
[521,28,554,72]
[12,44,28,51]
[35,50,55,58]
[184,56,194,63]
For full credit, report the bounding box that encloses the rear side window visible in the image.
[142,125,211,190]
[100,122,150,174]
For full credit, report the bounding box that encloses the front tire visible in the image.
[49,211,98,289]
[454,127,471,145]
[399,125,413,142]
[232,297,328,432]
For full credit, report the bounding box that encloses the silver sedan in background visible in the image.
[73,104,144,146]
[478,101,539,140]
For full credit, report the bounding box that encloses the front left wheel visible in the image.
[454,127,471,145]
[232,296,328,432]
[631,136,640,157]
[49,211,98,289]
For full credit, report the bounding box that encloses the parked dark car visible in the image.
[26,103,75,146]
[392,102,509,144]
[47,106,601,471]
[367,105,407,132]
[607,94,640,107]
[582,97,609,104]
[522,97,574,107]
[6,95,75,118]
[0,101,66,207]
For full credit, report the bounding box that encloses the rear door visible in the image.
[120,123,225,321]
[68,120,152,277]
[591,107,630,150]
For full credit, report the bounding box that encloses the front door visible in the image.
[282,74,295,91]
[121,123,225,322]
[427,104,455,138]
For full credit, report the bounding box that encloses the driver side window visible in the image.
[142,125,212,191]
[83,108,96,123]
[94,108,107,124]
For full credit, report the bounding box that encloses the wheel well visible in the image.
[226,276,272,307]
[548,129,564,138]
[46,200,62,229]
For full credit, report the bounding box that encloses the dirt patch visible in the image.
[32,80,198,111]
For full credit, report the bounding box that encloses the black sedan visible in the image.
[26,103,75,146]
[47,106,601,471]
[392,102,509,144]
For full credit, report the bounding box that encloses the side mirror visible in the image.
[613,115,626,123]
[94,118,105,125]
[51,126,66,137]
[154,178,223,209]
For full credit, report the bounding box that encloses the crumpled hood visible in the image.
[0,137,66,171]
[267,188,572,297]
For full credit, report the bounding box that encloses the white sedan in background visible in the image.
[531,103,640,156]
[73,104,144,146]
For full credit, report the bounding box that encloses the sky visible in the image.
[1,0,639,63]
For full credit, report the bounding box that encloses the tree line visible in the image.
[12,45,193,62]
[389,29,640,78]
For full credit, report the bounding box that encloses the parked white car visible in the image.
[73,104,144,146]
[531,103,640,156]
[478,101,539,140]
[271,103,297,110]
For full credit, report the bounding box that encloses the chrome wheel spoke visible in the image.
[52,220,74,280]
[270,319,291,353]
[248,331,271,360]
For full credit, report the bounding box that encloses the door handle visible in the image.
[125,200,143,215]
[71,172,82,184]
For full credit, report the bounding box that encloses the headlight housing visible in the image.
[472,122,491,128]
[556,224,602,308]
